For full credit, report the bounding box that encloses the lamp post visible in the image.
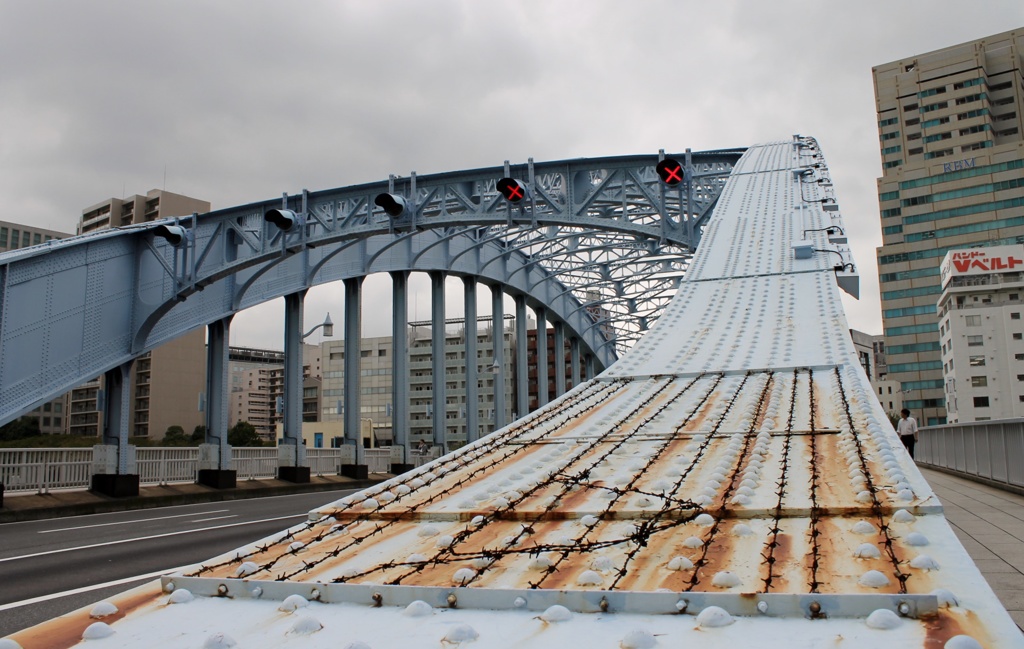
[303,313,334,340]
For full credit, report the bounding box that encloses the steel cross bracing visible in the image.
[0,149,741,426]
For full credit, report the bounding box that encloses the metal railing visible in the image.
[0,445,408,494]
[137,447,200,485]
[918,419,1024,489]
[307,448,346,476]
[0,448,93,493]
[230,448,279,481]
[364,449,391,474]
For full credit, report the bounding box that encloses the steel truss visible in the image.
[0,149,743,425]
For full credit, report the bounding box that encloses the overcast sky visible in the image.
[2,1,1022,350]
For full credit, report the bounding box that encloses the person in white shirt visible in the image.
[897,408,918,459]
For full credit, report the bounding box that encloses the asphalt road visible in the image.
[0,488,356,637]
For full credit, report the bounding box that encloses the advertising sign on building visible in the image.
[940,244,1024,288]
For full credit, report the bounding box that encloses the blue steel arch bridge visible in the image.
[0,147,741,480]
[6,137,1023,648]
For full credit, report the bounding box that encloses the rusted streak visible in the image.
[924,610,991,649]
[9,584,162,649]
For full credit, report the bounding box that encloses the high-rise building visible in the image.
[937,244,1024,423]
[873,28,1024,426]
[68,190,210,439]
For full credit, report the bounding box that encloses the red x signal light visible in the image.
[656,158,685,186]
[497,178,529,203]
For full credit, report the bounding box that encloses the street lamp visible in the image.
[303,313,334,340]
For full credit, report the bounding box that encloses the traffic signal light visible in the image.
[374,193,409,217]
[265,209,302,231]
[655,158,685,186]
[496,178,529,203]
[153,224,189,247]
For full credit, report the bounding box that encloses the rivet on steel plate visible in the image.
[600,597,609,612]
[310,589,321,601]
[372,593,382,607]
[808,601,822,618]
[898,602,910,616]
[757,600,769,614]
[675,599,688,613]
[447,593,458,608]
[217,584,228,597]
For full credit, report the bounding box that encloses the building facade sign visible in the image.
[940,244,1024,288]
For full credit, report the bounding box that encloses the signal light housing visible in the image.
[153,224,189,247]
[374,193,409,217]
[496,178,529,203]
[655,158,685,186]
[265,209,303,231]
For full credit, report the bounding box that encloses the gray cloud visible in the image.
[2,1,1022,349]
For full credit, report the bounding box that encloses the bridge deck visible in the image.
[920,467,1024,631]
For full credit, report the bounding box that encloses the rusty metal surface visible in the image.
[186,369,940,598]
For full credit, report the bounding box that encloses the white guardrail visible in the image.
[0,445,406,494]
[918,419,1024,490]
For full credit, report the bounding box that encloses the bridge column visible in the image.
[91,360,138,497]
[553,321,566,398]
[535,306,549,408]
[278,290,309,483]
[571,337,581,388]
[585,354,595,381]
[464,278,479,444]
[198,316,235,489]
[390,271,413,474]
[514,295,529,418]
[430,272,447,451]
[491,285,507,431]
[342,276,367,479]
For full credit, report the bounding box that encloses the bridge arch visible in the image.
[0,149,743,454]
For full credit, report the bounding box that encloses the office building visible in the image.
[937,244,1024,422]
[0,220,71,253]
[873,28,1024,425]
[319,316,517,450]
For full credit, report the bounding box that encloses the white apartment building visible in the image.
[938,244,1024,422]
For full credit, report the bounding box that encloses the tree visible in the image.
[191,425,207,443]
[228,421,262,447]
[162,425,188,446]
[0,417,40,442]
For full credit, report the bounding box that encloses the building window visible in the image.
[1017,354,1024,361]
[969,355,986,366]
[378,349,387,357]
[971,376,988,387]
[1015,333,1023,341]
[967,335,983,346]
[360,350,371,358]
[1013,313,1021,320]
[965,315,982,326]
[973,396,990,408]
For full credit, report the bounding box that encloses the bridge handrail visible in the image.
[918,419,1024,490]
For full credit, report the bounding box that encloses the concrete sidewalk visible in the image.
[0,474,388,523]
[919,467,1024,631]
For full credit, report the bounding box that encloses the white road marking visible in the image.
[0,565,191,612]
[38,510,230,533]
[0,514,305,564]
[188,515,237,523]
